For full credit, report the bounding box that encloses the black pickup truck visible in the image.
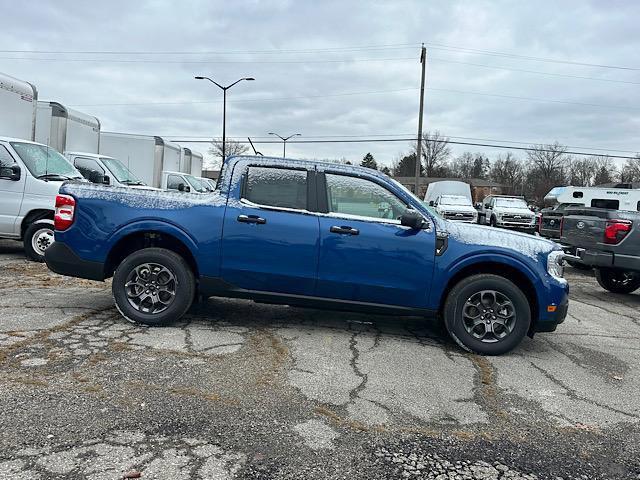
[561,207,640,293]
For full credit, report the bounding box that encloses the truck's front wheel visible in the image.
[595,268,640,294]
[112,247,195,326]
[443,274,531,355]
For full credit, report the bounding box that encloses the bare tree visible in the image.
[489,152,524,193]
[621,155,640,182]
[449,152,474,179]
[589,156,616,186]
[567,157,597,186]
[420,131,451,177]
[526,142,569,202]
[207,138,249,169]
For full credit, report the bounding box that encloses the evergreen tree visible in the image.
[360,152,378,170]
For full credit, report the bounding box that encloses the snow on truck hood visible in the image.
[444,221,557,260]
[61,182,226,210]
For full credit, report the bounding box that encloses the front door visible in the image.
[315,172,435,308]
[221,164,319,296]
[0,145,25,237]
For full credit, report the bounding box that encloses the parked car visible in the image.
[477,195,536,234]
[428,194,478,223]
[0,136,85,261]
[45,156,568,355]
[65,152,155,189]
[561,206,640,294]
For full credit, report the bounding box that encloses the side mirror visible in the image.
[0,164,21,181]
[474,202,481,209]
[428,200,434,206]
[88,171,105,184]
[400,209,425,230]
[103,175,110,185]
[178,183,186,192]
[485,204,491,209]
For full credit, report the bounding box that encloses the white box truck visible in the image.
[0,71,38,141]
[99,132,182,188]
[34,101,100,154]
[190,150,203,177]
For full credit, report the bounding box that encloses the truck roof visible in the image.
[65,151,115,159]
[0,136,47,145]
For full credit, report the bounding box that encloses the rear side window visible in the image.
[591,199,619,209]
[243,166,307,210]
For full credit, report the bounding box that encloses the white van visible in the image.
[64,152,156,189]
[0,137,85,261]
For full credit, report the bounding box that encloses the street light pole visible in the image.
[414,44,427,196]
[268,132,301,158]
[194,76,255,162]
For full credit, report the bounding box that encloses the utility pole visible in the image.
[414,44,426,196]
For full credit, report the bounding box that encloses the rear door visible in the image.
[221,164,319,296]
[0,144,25,236]
[315,171,435,308]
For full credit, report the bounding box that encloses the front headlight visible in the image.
[547,250,564,280]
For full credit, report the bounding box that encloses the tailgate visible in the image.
[560,214,606,248]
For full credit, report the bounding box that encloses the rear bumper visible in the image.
[562,246,640,272]
[45,242,105,281]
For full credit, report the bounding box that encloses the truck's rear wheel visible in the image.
[112,247,195,326]
[443,274,531,355]
[595,268,640,294]
[24,220,55,262]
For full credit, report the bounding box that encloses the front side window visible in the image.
[243,167,307,210]
[74,157,104,180]
[167,175,183,190]
[0,145,14,168]
[325,173,407,220]
[101,157,143,185]
[11,142,79,179]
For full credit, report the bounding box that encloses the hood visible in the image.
[444,221,557,260]
[493,206,533,215]
[128,185,162,191]
[438,204,477,214]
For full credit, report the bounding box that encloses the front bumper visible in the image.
[45,242,105,281]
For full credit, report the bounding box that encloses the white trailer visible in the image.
[34,101,100,153]
[0,71,38,140]
[99,132,182,188]
[190,150,203,177]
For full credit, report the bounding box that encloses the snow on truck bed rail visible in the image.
[62,182,227,210]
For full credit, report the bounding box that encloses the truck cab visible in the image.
[65,152,154,189]
[0,137,85,261]
[478,195,536,234]
[161,170,208,193]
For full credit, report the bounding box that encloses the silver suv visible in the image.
[478,195,536,233]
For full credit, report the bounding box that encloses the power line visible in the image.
[169,136,639,160]
[0,56,415,64]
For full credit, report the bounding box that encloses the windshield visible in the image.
[11,142,81,180]
[495,198,528,208]
[184,174,207,193]
[101,157,144,185]
[440,195,471,206]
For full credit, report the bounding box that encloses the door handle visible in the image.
[330,225,359,235]
[237,214,266,224]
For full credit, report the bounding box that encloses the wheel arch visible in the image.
[438,258,539,336]
[104,229,199,280]
[21,209,54,239]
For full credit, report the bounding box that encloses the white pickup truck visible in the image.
[64,152,154,189]
[0,137,85,261]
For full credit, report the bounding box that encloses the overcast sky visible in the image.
[2,0,639,169]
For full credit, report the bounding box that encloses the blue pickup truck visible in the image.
[45,156,568,355]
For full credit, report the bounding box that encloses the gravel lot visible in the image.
[0,238,639,480]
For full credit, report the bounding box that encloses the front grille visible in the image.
[502,215,532,223]
[444,212,475,220]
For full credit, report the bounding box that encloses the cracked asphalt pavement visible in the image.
[0,239,639,479]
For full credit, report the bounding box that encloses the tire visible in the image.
[566,259,591,271]
[595,268,640,294]
[443,274,531,355]
[112,247,195,326]
[23,220,55,262]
